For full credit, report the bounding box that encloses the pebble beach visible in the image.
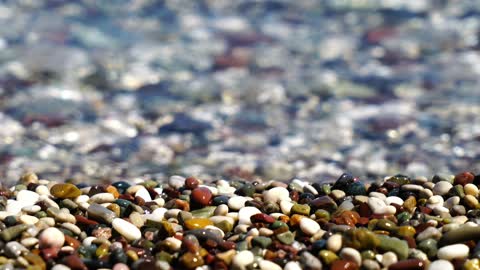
[2,172,480,270]
[1,0,480,270]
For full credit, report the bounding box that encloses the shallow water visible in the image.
[0,1,479,185]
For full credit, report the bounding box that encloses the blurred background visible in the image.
[0,0,479,185]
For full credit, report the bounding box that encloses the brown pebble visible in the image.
[454,172,475,186]
[64,235,81,249]
[63,254,88,270]
[388,259,426,270]
[185,177,200,190]
[191,187,213,207]
[331,259,359,270]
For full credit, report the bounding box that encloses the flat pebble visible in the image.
[263,187,290,203]
[112,218,142,241]
[428,260,454,270]
[238,207,261,225]
[300,217,321,236]
[437,244,469,260]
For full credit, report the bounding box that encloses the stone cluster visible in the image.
[1,172,480,270]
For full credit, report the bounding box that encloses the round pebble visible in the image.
[39,227,65,248]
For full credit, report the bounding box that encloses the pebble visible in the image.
[232,250,254,270]
[50,184,82,199]
[300,217,321,236]
[300,251,323,270]
[437,244,469,260]
[428,260,454,270]
[263,187,290,203]
[112,218,142,241]
[16,190,40,206]
[327,234,343,253]
[39,227,65,248]
[228,196,251,210]
[87,203,116,224]
[238,206,261,225]
[340,248,362,266]
[5,241,27,258]
[191,187,213,206]
[259,260,282,270]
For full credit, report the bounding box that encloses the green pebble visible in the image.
[252,236,272,249]
[157,251,173,263]
[361,250,376,260]
[0,224,29,241]
[375,219,398,232]
[387,175,411,185]
[4,216,17,226]
[115,199,132,208]
[264,202,280,213]
[215,220,233,233]
[251,246,263,257]
[291,204,311,216]
[321,184,331,195]
[14,184,27,191]
[190,206,216,218]
[60,199,78,211]
[319,250,339,265]
[236,240,248,251]
[396,212,411,224]
[276,231,294,245]
[377,235,409,260]
[238,183,255,197]
[345,181,367,196]
[343,228,379,250]
[271,221,288,230]
[315,209,330,220]
[144,180,158,189]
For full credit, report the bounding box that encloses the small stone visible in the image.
[258,260,282,270]
[368,197,387,215]
[284,261,303,270]
[16,190,40,205]
[331,260,359,270]
[135,188,152,202]
[310,196,338,212]
[439,225,480,246]
[252,236,272,248]
[453,172,474,186]
[50,184,82,199]
[340,247,362,266]
[232,250,254,270]
[5,241,27,258]
[300,217,321,236]
[0,224,29,241]
[437,243,469,260]
[381,252,397,268]
[301,251,323,270]
[388,259,426,270]
[89,192,115,203]
[184,218,213,230]
[465,184,479,197]
[276,231,294,245]
[362,259,380,270]
[418,239,438,258]
[19,214,39,225]
[291,204,311,216]
[377,235,409,260]
[39,227,65,248]
[327,234,343,253]
[319,250,339,265]
[427,260,454,270]
[184,176,200,190]
[263,187,290,203]
[169,175,185,189]
[228,196,250,210]
[191,187,213,206]
[87,203,116,224]
[112,218,142,241]
[343,228,379,250]
[238,206,261,225]
[416,226,441,242]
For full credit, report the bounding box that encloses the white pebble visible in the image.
[368,197,387,214]
[280,200,294,215]
[89,193,115,203]
[165,237,182,251]
[340,247,362,266]
[428,260,454,270]
[145,207,167,222]
[112,218,142,241]
[300,217,321,236]
[433,181,453,196]
[385,196,403,206]
[369,192,386,201]
[444,196,460,209]
[327,234,342,252]
[21,205,41,214]
[51,264,71,270]
[238,207,261,225]
[427,195,444,209]
[16,190,40,205]
[168,175,185,189]
[135,188,152,202]
[228,196,251,211]
[263,187,290,203]
[39,227,65,248]
[437,244,469,260]
[284,261,302,270]
[19,215,39,225]
[232,250,254,270]
[381,252,397,268]
[35,185,50,196]
[416,227,441,241]
[259,260,282,270]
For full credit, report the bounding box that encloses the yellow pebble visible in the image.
[126,250,139,261]
[184,218,213,230]
[107,203,121,217]
[106,185,120,199]
[464,258,480,270]
[289,214,304,227]
[397,226,416,238]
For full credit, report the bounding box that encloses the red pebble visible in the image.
[185,176,200,190]
[331,260,359,270]
[389,259,426,270]
[251,213,275,224]
[454,172,475,186]
[191,187,213,206]
[63,255,88,270]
